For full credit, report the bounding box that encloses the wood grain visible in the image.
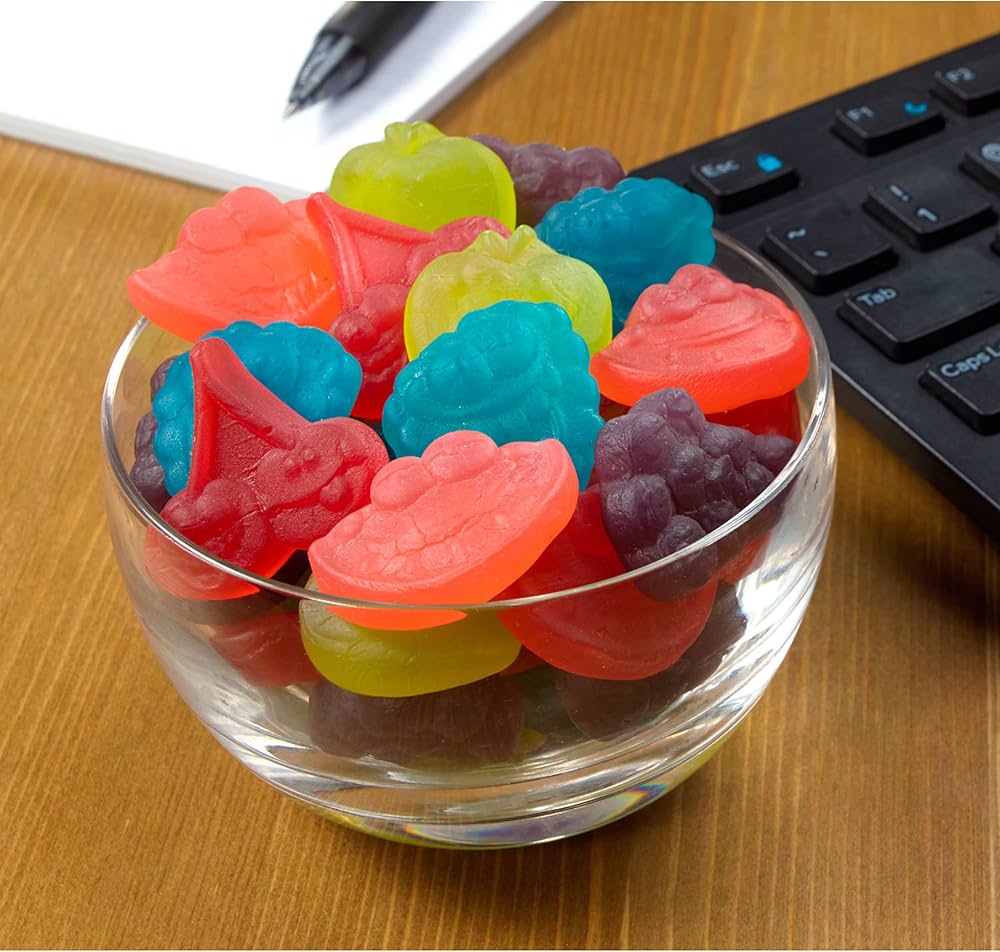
[2,3,1000,947]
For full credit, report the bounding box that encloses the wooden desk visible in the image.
[2,3,999,947]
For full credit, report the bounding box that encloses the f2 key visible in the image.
[934,58,1000,115]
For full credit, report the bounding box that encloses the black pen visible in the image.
[285,2,434,118]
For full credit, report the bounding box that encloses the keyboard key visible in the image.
[761,202,896,294]
[961,137,1000,192]
[688,149,799,212]
[832,91,945,155]
[921,329,1000,434]
[837,245,1000,361]
[933,58,1000,115]
[862,168,996,250]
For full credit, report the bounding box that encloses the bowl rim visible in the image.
[101,230,834,614]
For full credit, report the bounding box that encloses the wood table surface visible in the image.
[3,3,1000,948]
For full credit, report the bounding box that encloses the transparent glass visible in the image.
[101,234,837,848]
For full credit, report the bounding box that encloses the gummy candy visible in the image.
[131,356,176,510]
[706,390,802,442]
[308,430,578,630]
[499,646,544,677]
[146,338,387,600]
[471,135,626,226]
[300,581,520,697]
[500,486,718,680]
[553,584,747,738]
[127,188,339,342]
[153,321,362,495]
[329,284,409,420]
[593,388,795,600]
[404,226,612,358]
[536,178,715,332]
[382,301,603,487]
[306,192,510,311]
[328,121,516,232]
[308,675,525,766]
[209,610,322,687]
[590,264,811,413]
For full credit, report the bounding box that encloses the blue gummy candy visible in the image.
[381,301,603,488]
[152,321,362,495]
[536,177,715,333]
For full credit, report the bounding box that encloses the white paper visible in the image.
[0,1,556,198]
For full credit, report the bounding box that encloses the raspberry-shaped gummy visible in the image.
[328,121,516,232]
[404,225,612,357]
[382,301,602,487]
[152,321,361,495]
[308,430,578,630]
[536,177,715,332]
[593,388,795,599]
[126,187,339,342]
[590,264,811,413]
[471,135,625,226]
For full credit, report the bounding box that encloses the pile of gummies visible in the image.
[126,121,810,767]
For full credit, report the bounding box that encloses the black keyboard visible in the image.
[632,34,1000,538]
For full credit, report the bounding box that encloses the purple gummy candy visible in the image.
[594,388,794,600]
[309,675,525,766]
[471,135,625,227]
[554,583,747,739]
[129,356,176,511]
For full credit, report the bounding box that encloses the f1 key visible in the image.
[921,329,1000,434]
[832,90,945,155]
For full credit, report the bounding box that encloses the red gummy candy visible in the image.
[209,611,322,687]
[309,430,578,631]
[500,486,718,680]
[145,338,387,600]
[127,188,339,342]
[706,390,802,442]
[330,284,409,420]
[590,264,811,413]
[308,192,510,310]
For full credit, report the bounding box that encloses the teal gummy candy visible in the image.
[536,177,715,333]
[153,321,362,495]
[381,301,603,488]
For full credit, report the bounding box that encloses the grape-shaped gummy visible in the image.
[328,121,516,232]
[308,675,525,766]
[382,301,602,487]
[593,388,795,600]
[152,321,361,494]
[130,355,176,510]
[536,177,715,332]
[472,135,626,226]
[404,225,612,357]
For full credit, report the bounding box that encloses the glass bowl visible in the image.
[101,233,836,848]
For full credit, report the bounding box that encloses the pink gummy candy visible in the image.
[127,188,340,342]
[308,430,578,631]
[145,337,387,600]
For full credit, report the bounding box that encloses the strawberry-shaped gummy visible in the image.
[329,284,409,420]
[590,264,811,412]
[404,226,612,358]
[131,355,176,511]
[593,388,795,600]
[126,188,339,342]
[471,135,626,226]
[308,430,578,630]
[500,486,718,680]
[306,192,511,312]
[309,675,525,766]
[536,177,715,332]
[145,338,387,600]
[706,390,802,442]
[300,580,520,697]
[152,321,361,495]
[328,121,516,232]
[553,584,746,738]
[382,301,603,487]
[209,611,322,688]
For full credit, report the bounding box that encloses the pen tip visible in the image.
[283,101,302,119]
